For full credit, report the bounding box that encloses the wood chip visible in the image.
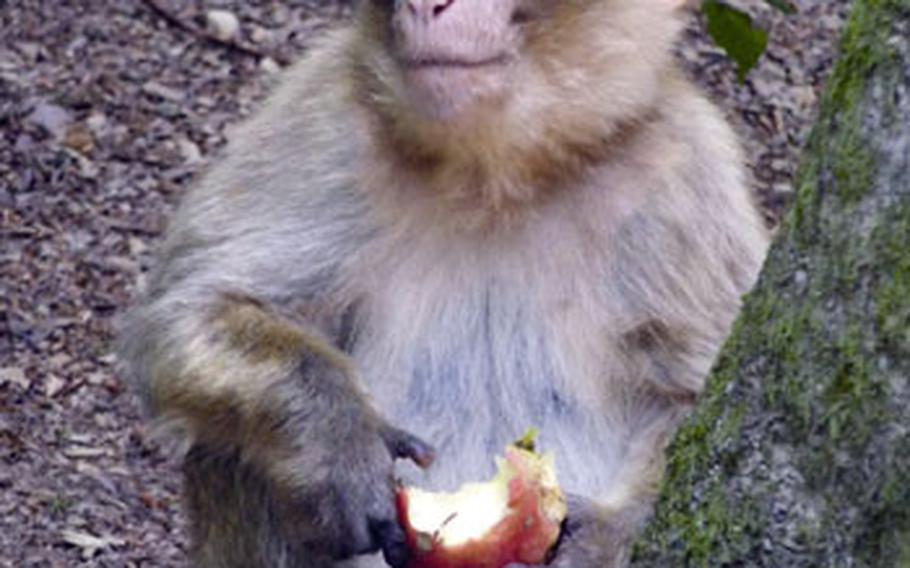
[0,367,29,389]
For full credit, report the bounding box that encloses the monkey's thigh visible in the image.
[183,445,330,568]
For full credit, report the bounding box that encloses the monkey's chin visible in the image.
[403,65,510,123]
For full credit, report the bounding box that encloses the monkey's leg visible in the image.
[183,445,337,568]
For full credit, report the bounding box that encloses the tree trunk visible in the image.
[631,1,910,566]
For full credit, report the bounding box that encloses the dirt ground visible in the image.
[0,1,848,566]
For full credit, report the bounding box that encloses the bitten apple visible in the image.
[397,439,567,568]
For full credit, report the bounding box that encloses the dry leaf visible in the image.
[61,529,125,560]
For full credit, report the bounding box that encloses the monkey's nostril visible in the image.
[406,0,455,20]
[510,9,532,25]
[432,0,455,18]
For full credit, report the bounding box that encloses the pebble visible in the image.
[28,101,70,139]
[206,10,241,42]
[176,136,203,164]
[259,56,281,74]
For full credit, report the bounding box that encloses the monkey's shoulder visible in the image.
[607,77,763,234]
[168,53,371,242]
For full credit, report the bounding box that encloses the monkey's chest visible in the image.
[350,274,625,495]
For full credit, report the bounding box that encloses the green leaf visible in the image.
[702,0,769,82]
[765,0,797,14]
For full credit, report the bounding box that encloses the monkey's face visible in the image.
[360,0,685,124]
[356,0,686,202]
[368,0,644,122]
[361,0,535,121]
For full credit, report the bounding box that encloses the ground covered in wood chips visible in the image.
[0,1,848,566]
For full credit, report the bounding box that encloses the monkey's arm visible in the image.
[117,53,433,561]
[122,286,432,563]
[132,292,431,472]
[517,84,767,567]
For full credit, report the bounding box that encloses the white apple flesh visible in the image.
[397,444,567,568]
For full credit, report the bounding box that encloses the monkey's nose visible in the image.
[405,0,456,22]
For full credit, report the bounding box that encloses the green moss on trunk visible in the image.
[631,1,910,566]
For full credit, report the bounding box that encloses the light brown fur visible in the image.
[119,1,769,566]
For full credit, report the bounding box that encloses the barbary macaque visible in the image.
[119,0,770,566]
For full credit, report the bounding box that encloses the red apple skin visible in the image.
[397,449,563,568]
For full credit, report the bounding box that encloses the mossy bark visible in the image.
[631,1,910,566]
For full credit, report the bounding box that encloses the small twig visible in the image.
[56,379,87,399]
[139,0,291,65]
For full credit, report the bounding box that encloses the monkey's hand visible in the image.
[264,355,435,567]
[506,494,640,568]
[306,420,433,567]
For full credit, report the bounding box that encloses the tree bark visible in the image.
[631,1,910,566]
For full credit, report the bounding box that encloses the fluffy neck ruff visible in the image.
[349,2,683,228]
